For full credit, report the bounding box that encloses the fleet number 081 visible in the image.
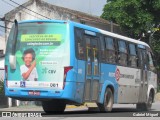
[50,83,58,87]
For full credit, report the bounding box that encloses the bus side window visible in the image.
[105,37,116,64]
[99,35,105,62]
[118,40,127,66]
[128,43,138,67]
[75,28,85,60]
[148,52,156,72]
[85,37,92,75]
[92,38,99,75]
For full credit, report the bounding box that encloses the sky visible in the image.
[0,0,107,36]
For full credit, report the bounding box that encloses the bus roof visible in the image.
[70,21,150,48]
[98,29,150,48]
[18,19,67,24]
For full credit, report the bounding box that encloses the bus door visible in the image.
[138,48,148,102]
[84,36,100,102]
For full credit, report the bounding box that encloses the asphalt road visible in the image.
[0,101,160,120]
[42,101,160,117]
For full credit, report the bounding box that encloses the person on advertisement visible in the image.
[20,48,38,81]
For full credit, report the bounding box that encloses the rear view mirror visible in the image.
[9,55,16,69]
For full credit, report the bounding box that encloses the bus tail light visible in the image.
[63,66,73,89]
[5,65,8,87]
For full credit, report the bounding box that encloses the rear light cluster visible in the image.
[5,65,8,87]
[63,66,73,89]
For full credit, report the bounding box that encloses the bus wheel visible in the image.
[136,91,153,111]
[42,100,66,114]
[97,88,114,112]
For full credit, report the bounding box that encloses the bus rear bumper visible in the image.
[5,88,62,99]
[4,81,78,103]
[5,87,73,101]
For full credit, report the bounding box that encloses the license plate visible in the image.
[28,91,40,96]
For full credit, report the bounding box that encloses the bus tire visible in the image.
[136,91,153,111]
[42,100,66,114]
[97,88,114,112]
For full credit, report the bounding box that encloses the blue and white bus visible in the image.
[3,19,157,113]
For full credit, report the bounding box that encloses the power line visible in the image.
[2,0,43,20]
[0,25,11,29]
[9,0,51,20]
[0,17,14,23]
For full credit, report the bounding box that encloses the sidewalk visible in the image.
[0,105,43,111]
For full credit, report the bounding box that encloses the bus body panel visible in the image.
[116,66,140,103]
[99,63,118,104]
[69,22,86,103]
[5,20,72,101]
[71,22,103,103]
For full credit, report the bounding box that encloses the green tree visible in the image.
[101,0,160,39]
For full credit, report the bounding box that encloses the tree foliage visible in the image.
[101,0,160,39]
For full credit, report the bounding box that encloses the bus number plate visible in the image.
[28,91,40,96]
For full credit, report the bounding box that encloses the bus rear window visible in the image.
[6,22,67,57]
[17,22,67,47]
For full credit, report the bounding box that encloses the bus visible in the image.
[3,19,157,113]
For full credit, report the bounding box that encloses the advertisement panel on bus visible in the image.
[6,22,69,90]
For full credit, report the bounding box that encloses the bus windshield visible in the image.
[6,22,69,89]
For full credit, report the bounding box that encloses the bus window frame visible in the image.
[151,52,157,73]
[117,39,128,67]
[147,50,157,73]
[128,42,138,68]
[98,34,106,63]
[137,45,147,69]
[84,35,100,62]
[74,27,86,61]
[104,36,117,64]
